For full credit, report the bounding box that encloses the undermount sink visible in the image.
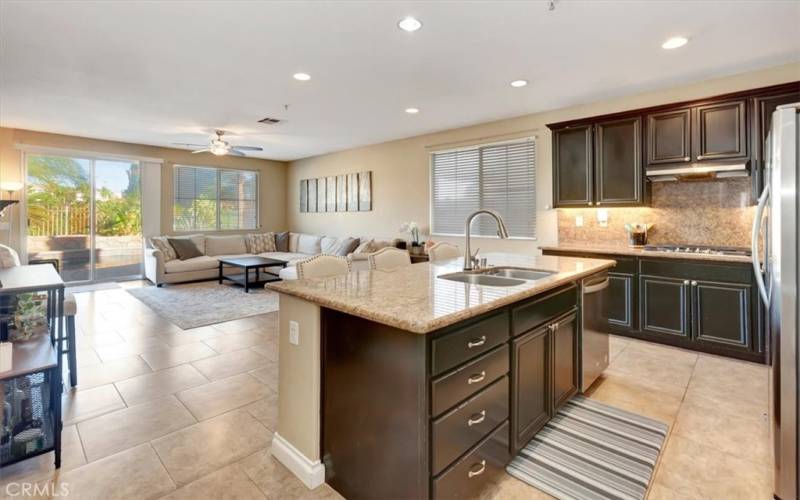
[438,273,525,287]
[438,267,556,287]
[486,268,556,280]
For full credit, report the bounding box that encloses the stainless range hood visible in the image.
[646,163,749,182]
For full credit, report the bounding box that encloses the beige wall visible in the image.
[287,62,800,254]
[0,127,288,251]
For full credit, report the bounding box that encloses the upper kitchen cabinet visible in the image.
[693,99,748,162]
[647,108,692,165]
[594,116,643,205]
[552,125,593,206]
[752,87,800,198]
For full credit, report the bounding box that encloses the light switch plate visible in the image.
[289,321,300,345]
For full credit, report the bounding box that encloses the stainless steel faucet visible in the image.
[463,209,510,271]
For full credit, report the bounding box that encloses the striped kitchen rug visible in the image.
[507,395,668,500]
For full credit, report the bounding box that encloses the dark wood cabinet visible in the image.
[752,89,800,199]
[692,280,751,350]
[511,326,549,454]
[551,311,578,411]
[553,126,593,206]
[607,272,634,330]
[647,108,691,165]
[693,99,748,161]
[594,117,643,205]
[639,275,690,338]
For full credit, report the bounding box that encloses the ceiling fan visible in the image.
[173,130,263,157]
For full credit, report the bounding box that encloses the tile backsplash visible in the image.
[557,177,755,248]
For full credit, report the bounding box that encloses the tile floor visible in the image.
[0,282,773,499]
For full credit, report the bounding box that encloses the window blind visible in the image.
[173,165,258,231]
[431,138,536,238]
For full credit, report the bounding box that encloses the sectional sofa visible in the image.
[144,232,397,286]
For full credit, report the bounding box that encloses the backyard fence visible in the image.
[28,206,90,237]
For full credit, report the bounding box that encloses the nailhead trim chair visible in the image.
[296,254,352,279]
[368,247,412,271]
[428,242,461,262]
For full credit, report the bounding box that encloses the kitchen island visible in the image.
[266,253,615,499]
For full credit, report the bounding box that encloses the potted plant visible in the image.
[10,293,48,342]
[399,221,424,255]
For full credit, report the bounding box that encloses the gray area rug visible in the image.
[507,395,668,500]
[127,281,279,329]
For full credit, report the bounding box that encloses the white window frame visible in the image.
[428,136,537,240]
[172,164,260,233]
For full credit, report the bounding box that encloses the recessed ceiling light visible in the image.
[405,107,419,114]
[662,36,688,50]
[510,79,528,88]
[397,17,422,32]
[293,73,311,81]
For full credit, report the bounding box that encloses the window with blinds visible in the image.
[173,165,258,231]
[430,138,536,238]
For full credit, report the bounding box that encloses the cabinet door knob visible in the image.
[467,336,486,349]
[596,202,602,206]
[588,201,594,206]
[697,155,705,160]
[467,371,486,385]
[468,460,487,478]
[691,281,698,286]
[684,156,690,162]
[683,280,690,285]
[467,410,486,426]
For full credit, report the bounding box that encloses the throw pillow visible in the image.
[150,236,177,261]
[275,231,290,252]
[167,238,203,260]
[247,232,277,254]
[353,239,374,254]
[333,237,360,256]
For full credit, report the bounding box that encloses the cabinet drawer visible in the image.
[511,285,577,337]
[433,421,510,500]
[432,345,509,417]
[639,259,752,284]
[432,376,509,475]
[432,311,509,377]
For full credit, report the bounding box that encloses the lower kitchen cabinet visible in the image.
[692,280,751,350]
[607,272,635,329]
[551,311,579,411]
[639,275,691,339]
[511,326,549,454]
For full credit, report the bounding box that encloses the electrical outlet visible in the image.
[575,216,584,227]
[289,320,300,345]
[596,209,609,228]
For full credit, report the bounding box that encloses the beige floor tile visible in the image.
[249,361,278,391]
[683,382,767,422]
[0,425,85,488]
[160,463,266,500]
[245,390,279,431]
[655,435,772,500]
[93,336,170,362]
[75,348,103,368]
[608,347,697,389]
[152,409,271,486]
[688,355,768,407]
[77,355,153,390]
[158,326,224,346]
[177,373,271,420]
[75,330,126,348]
[587,373,682,426]
[62,384,126,425]
[140,342,218,371]
[212,317,263,334]
[623,339,698,364]
[250,342,278,362]
[608,335,630,363]
[191,348,269,381]
[672,401,771,466]
[481,474,555,500]
[115,363,209,406]
[239,448,344,500]
[34,443,176,500]
[78,396,196,462]
[203,330,266,353]
[647,482,698,500]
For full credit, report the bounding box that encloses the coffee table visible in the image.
[218,256,288,293]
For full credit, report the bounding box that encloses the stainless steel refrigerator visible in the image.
[753,102,799,500]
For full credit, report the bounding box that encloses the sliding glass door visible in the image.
[25,154,143,283]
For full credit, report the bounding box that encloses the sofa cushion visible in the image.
[296,233,322,255]
[150,236,177,261]
[320,236,338,255]
[168,238,203,260]
[164,256,218,273]
[275,231,290,252]
[353,239,373,254]
[246,232,276,253]
[259,252,311,266]
[278,266,298,280]
[328,237,360,256]
[288,232,299,253]
[205,235,247,256]
[214,254,255,262]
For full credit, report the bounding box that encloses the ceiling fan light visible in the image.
[210,146,228,156]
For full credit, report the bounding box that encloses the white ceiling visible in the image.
[1,0,798,161]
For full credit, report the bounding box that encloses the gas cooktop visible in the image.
[643,244,752,256]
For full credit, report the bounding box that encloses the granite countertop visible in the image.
[266,253,614,334]
[538,244,753,264]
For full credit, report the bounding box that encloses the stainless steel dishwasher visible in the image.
[581,272,610,391]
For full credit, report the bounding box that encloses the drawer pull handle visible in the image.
[468,460,487,478]
[467,336,487,349]
[467,371,486,385]
[468,410,486,426]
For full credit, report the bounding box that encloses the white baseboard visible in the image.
[271,433,325,489]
